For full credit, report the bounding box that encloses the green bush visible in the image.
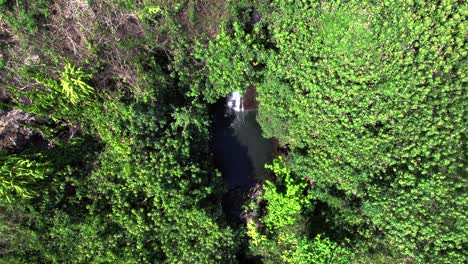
[253,1,467,262]
[191,22,259,101]
[199,0,466,262]
[10,62,95,123]
[1,0,465,263]
[0,152,48,205]
[247,158,352,263]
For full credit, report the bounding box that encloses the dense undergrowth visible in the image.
[1,0,466,263]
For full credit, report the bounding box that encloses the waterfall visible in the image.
[227,91,243,112]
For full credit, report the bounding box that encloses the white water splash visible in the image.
[227,91,243,112]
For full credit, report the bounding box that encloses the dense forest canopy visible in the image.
[0,0,466,263]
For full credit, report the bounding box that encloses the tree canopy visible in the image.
[0,0,466,263]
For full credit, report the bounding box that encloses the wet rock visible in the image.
[242,86,259,111]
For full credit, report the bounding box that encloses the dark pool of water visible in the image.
[209,99,274,191]
[210,97,273,263]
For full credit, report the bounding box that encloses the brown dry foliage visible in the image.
[0,0,229,98]
[47,0,96,60]
[176,0,227,39]
[0,0,148,95]
[88,1,146,91]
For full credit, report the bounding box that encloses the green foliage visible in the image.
[1,100,237,262]
[251,0,467,262]
[0,152,48,204]
[0,207,43,263]
[285,234,353,264]
[262,158,306,230]
[0,0,51,34]
[247,158,352,263]
[192,0,467,262]
[111,0,138,11]
[17,62,94,122]
[137,4,163,24]
[290,235,353,264]
[0,137,102,262]
[57,62,94,105]
[1,0,465,263]
[192,22,259,101]
[66,101,237,263]
[1,0,240,263]
[247,220,353,264]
